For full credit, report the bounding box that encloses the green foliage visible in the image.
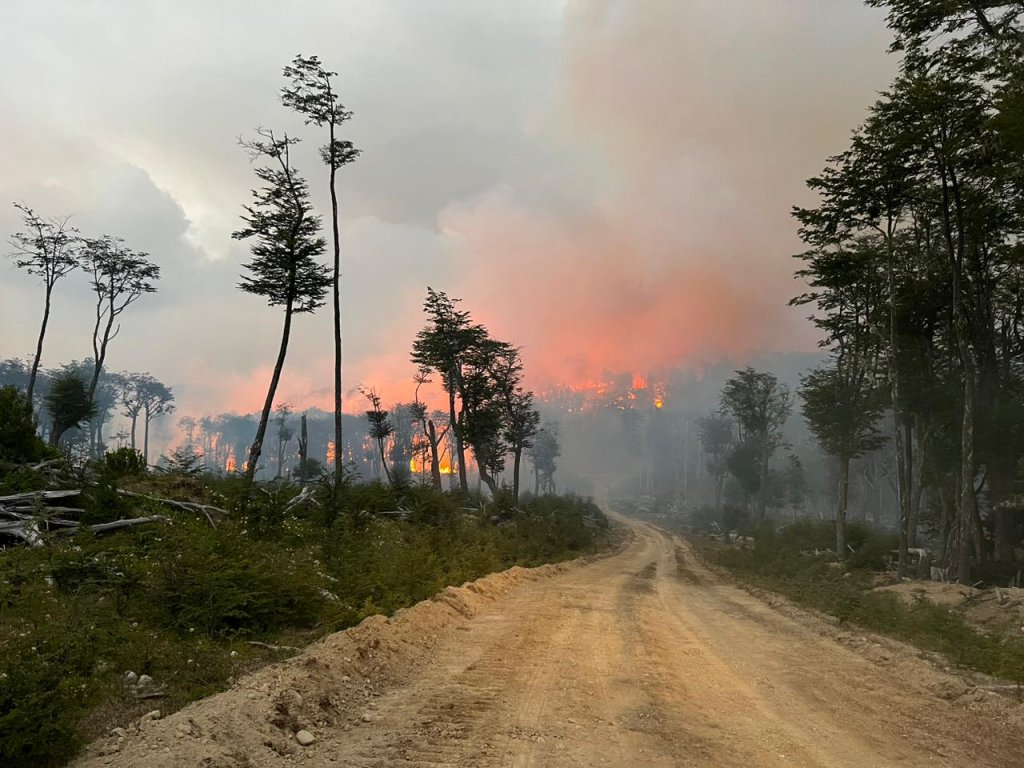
[233,130,329,313]
[800,365,887,461]
[0,386,48,464]
[0,466,50,496]
[151,520,321,636]
[103,447,147,478]
[0,621,99,768]
[159,446,205,476]
[80,464,135,525]
[43,372,95,447]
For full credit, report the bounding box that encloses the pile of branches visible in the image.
[0,489,164,547]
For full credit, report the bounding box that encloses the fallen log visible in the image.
[0,519,43,546]
[117,490,223,528]
[0,514,166,546]
[61,515,167,536]
[1,506,87,516]
[0,489,81,504]
[283,485,319,513]
[246,640,300,653]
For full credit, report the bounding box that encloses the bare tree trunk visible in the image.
[329,139,344,486]
[377,437,392,485]
[904,418,915,547]
[909,422,926,548]
[512,448,522,505]
[478,466,498,495]
[886,229,911,576]
[298,412,308,484]
[143,410,151,464]
[244,300,294,489]
[837,455,850,560]
[27,288,52,405]
[757,441,769,522]
[956,370,978,582]
[89,298,116,403]
[451,394,468,493]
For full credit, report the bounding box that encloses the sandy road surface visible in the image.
[79,520,1024,768]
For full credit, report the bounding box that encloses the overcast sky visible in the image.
[0,1,896,418]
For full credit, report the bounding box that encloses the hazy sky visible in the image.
[0,1,896,418]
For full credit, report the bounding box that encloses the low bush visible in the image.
[706,523,1024,683]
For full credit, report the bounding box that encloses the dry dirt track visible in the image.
[79,519,1024,768]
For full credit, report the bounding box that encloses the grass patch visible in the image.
[702,520,1024,685]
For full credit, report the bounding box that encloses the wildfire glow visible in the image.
[632,374,648,390]
[326,441,336,465]
[225,450,237,473]
[409,455,455,475]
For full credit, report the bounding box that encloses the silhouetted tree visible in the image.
[802,366,887,557]
[487,344,538,505]
[720,368,792,521]
[7,203,79,405]
[272,403,294,478]
[0,386,47,463]
[140,378,174,464]
[411,288,488,493]
[234,128,329,489]
[411,368,450,489]
[45,371,95,448]
[282,54,360,486]
[529,425,561,495]
[361,387,394,484]
[82,235,160,403]
[699,413,734,516]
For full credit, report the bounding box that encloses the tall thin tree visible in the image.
[8,203,79,405]
[281,54,360,485]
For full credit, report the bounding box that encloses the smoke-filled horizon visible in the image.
[0,1,895,420]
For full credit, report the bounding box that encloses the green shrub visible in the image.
[80,467,135,525]
[0,386,48,465]
[102,447,147,478]
[150,521,322,636]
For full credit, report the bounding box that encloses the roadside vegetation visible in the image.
[696,521,1024,687]
[0,405,609,768]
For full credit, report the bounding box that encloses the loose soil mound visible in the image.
[73,561,577,768]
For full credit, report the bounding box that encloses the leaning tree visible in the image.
[234,128,330,489]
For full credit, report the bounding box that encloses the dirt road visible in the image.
[79,520,1024,768]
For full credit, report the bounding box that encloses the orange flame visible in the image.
[409,454,454,475]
